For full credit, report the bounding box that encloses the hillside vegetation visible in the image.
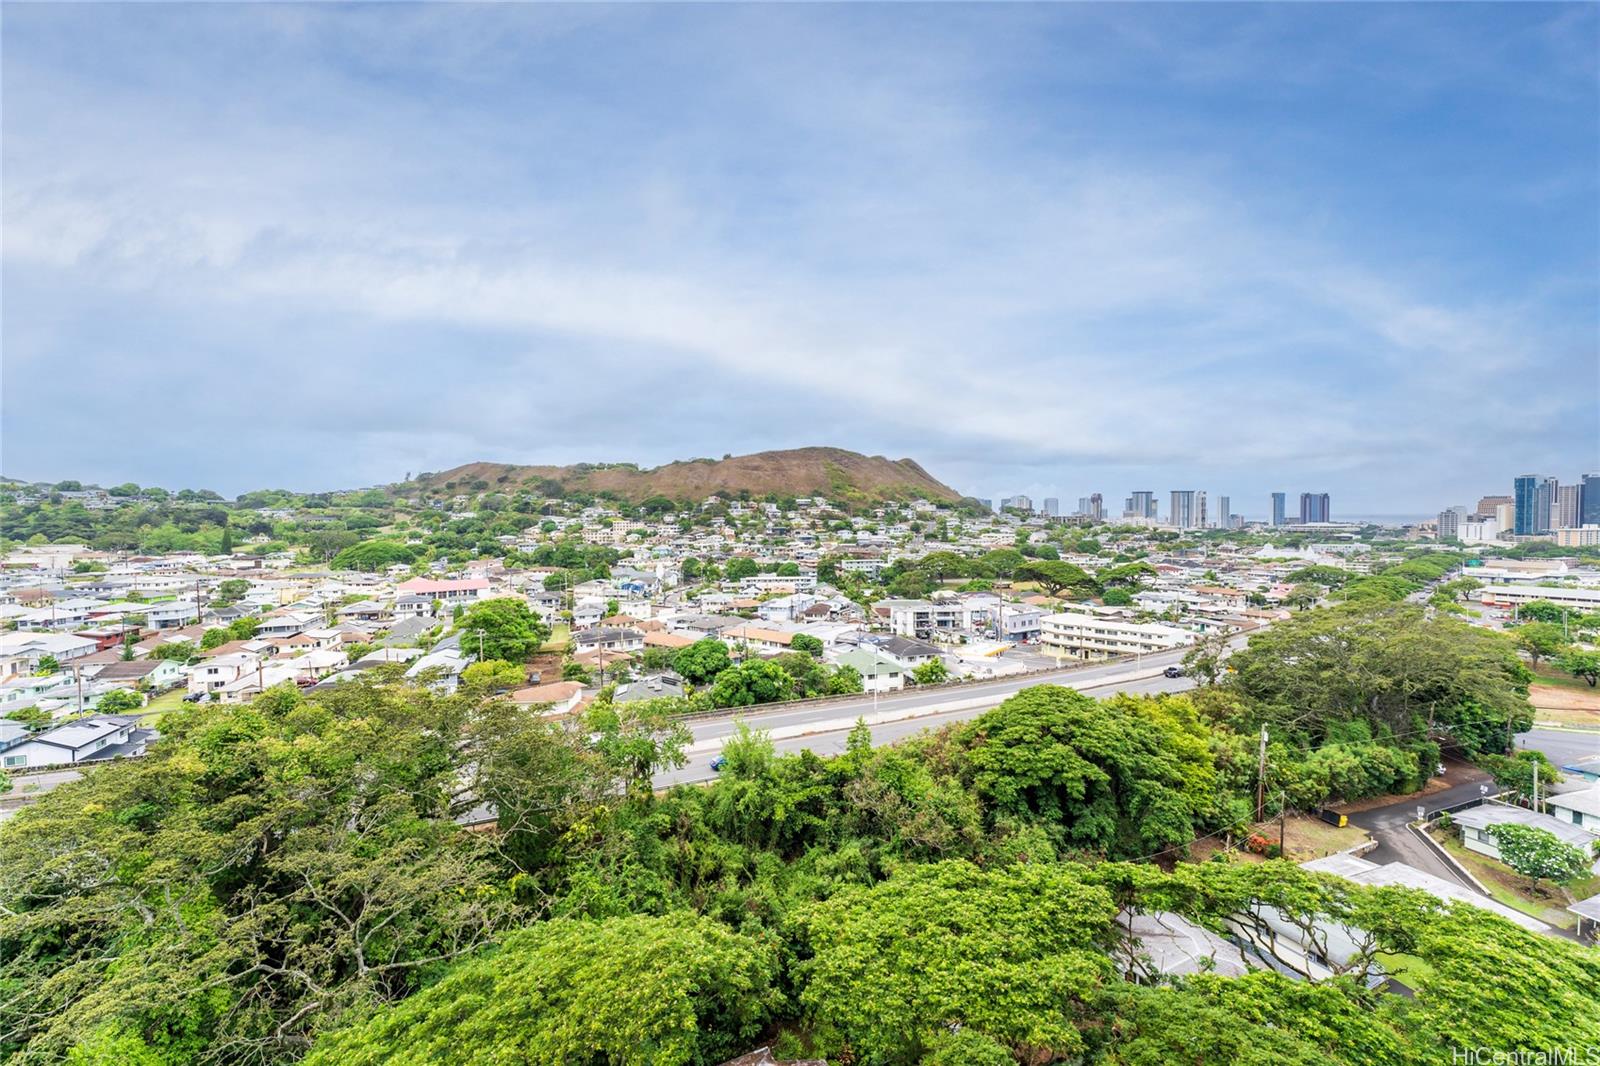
[410,447,962,505]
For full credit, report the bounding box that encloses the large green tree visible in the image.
[956,688,1225,858]
[709,660,793,708]
[1015,560,1100,598]
[1488,824,1591,887]
[672,638,732,685]
[457,598,550,663]
[1514,621,1568,664]
[0,681,519,1063]
[1557,647,1600,687]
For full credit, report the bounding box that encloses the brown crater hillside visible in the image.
[413,447,962,504]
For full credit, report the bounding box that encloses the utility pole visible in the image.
[1532,760,1539,812]
[1278,792,1287,855]
[1256,726,1269,822]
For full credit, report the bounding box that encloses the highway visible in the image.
[656,643,1208,786]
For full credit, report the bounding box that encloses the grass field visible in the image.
[1251,813,1370,861]
[1528,678,1600,728]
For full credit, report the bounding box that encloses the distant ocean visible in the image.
[1240,514,1432,525]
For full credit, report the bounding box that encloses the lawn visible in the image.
[1530,664,1599,692]
[1375,951,1436,989]
[1431,827,1593,931]
[140,687,190,721]
[540,624,571,653]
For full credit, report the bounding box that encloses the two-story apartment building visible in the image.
[1039,609,1194,661]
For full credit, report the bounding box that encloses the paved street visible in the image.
[1346,773,1494,891]
[1518,726,1600,774]
[657,648,1203,786]
[0,767,85,823]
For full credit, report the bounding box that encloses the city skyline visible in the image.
[3,4,1595,505]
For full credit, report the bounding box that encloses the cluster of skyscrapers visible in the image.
[991,488,1332,530]
[1268,491,1331,525]
[1511,474,1597,535]
[1438,474,1599,547]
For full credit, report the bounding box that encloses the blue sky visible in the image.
[3,3,1596,514]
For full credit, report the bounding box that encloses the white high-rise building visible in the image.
[1438,506,1467,541]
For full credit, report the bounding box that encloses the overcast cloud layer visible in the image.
[3,4,1596,514]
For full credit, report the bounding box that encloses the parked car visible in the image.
[1163,665,1185,678]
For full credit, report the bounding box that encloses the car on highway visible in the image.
[1163,665,1185,678]
[709,755,726,773]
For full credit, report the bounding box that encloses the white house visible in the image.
[404,647,467,694]
[290,648,350,682]
[835,649,904,693]
[572,627,644,654]
[1547,784,1600,834]
[722,625,798,655]
[1452,804,1597,864]
[0,715,153,771]
[145,600,200,630]
[256,613,317,639]
[189,652,262,697]
[0,632,99,680]
[0,672,78,713]
[510,680,585,717]
[86,658,185,691]
[219,661,300,703]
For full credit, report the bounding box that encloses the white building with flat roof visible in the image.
[1039,609,1193,661]
[1477,584,1600,611]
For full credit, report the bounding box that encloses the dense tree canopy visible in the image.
[331,538,421,572]
[304,914,782,1066]
[1224,603,1532,756]
[795,861,1118,1064]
